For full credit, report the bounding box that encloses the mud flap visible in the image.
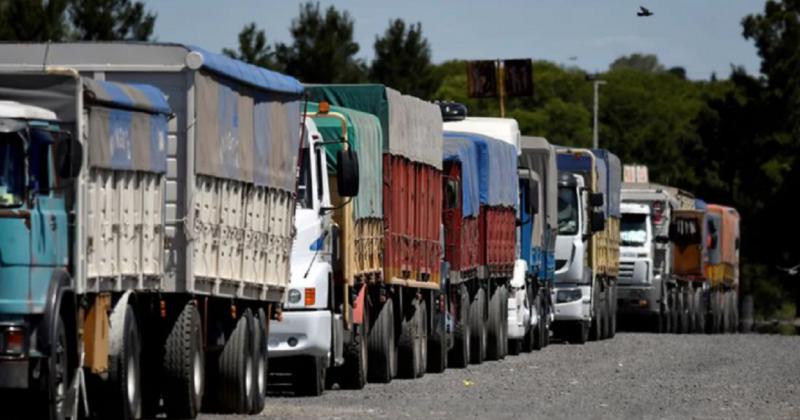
[353,285,366,325]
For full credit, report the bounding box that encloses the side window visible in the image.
[30,129,53,195]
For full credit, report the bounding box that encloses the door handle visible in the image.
[49,214,57,230]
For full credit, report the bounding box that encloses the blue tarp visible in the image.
[83,78,170,173]
[556,149,622,218]
[695,199,708,210]
[189,45,304,95]
[444,131,517,208]
[443,137,480,217]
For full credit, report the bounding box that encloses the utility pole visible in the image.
[592,79,606,149]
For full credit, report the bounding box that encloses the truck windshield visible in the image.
[557,186,579,235]
[621,213,648,246]
[297,146,312,209]
[0,131,26,207]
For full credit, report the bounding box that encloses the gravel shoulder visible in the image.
[200,333,800,420]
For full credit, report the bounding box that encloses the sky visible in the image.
[150,0,765,80]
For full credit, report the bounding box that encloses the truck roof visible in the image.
[443,117,520,154]
[621,202,650,215]
[0,100,57,120]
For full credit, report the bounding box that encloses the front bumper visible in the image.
[268,310,331,360]
[507,288,531,340]
[617,284,660,316]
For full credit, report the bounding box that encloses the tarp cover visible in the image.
[307,84,443,169]
[520,136,558,232]
[84,78,170,173]
[189,45,304,95]
[443,137,480,217]
[195,72,301,191]
[444,131,517,208]
[306,102,383,219]
[593,149,621,218]
[557,149,621,218]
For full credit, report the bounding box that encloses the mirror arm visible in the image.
[320,197,353,214]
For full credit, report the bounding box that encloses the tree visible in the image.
[275,2,366,83]
[370,19,439,99]
[0,0,70,41]
[609,53,665,73]
[223,23,276,69]
[69,0,156,41]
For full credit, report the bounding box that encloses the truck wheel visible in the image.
[608,287,617,338]
[499,286,508,358]
[45,316,70,420]
[163,302,204,419]
[368,298,395,383]
[469,288,487,364]
[448,286,470,368]
[250,309,268,413]
[340,302,368,389]
[295,356,325,396]
[398,298,426,378]
[601,290,611,340]
[722,291,731,333]
[590,290,603,341]
[573,321,588,344]
[526,295,541,352]
[676,292,685,334]
[486,286,503,360]
[427,294,447,374]
[669,290,679,333]
[733,291,740,333]
[105,304,142,420]
[418,301,428,376]
[694,289,705,333]
[216,309,254,413]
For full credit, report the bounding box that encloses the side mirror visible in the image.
[56,133,83,179]
[590,192,604,208]
[336,148,359,198]
[590,210,606,233]
[655,235,670,244]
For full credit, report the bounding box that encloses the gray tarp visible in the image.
[520,136,558,232]
[0,73,78,123]
[195,72,301,191]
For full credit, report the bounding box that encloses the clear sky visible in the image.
[149,0,764,80]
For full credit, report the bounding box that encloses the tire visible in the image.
[601,289,610,339]
[676,291,685,334]
[694,288,705,333]
[590,289,603,341]
[216,309,254,414]
[45,316,70,420]
[427,295,448,373]
[669,290,679,333]
[486,286,503,361]
[733,291,740,333]
[105,304,142,420]
[500,286,509,358]
[339,298,368,389]
[448,286,470,368]
[527,295,541,352]
[398,298,426,378]
[469,288,487,364]
[295,356,325,397]
[368,298,395,383]
[722,291,731,333]
[163,302,204,419]
[250,309,268,413]
[418,302,428,376]
[573,321,588,344]
[608,286,617,338]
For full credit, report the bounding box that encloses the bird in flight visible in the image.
[777,264,800,276]
[637,6,653,17]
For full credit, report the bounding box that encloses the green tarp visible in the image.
[306,102,383,219]
[307,84,443,170]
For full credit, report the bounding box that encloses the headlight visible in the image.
[287,289,302,304]
[556,289,582,303]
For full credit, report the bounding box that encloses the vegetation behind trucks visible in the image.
[308,85,445,381]
[0,43,305,419]
[553,148,621,343]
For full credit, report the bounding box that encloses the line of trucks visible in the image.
[0,42,741,420]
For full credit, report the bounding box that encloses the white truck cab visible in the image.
[620,202,653,285]
[553,173,591,330]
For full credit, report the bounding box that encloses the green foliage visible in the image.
[223,23,276,70]
[274,2,366,83]
[0,0,70,41]
[0,0,155,41]
[609,53,665,73]
[370,19,439,99]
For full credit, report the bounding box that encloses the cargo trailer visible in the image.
[0,43,304,418]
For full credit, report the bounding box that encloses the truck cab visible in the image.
[553,172,591,332]
[617,203,660,320]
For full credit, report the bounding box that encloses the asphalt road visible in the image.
[200,333,800,420]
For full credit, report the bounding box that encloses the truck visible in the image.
[671,201,741,334]
[442,115,521,363]
[0,43,308,418]
[512,136,559,353]
[618,178,695,332]
[553,148,621,343]
[267,102,374,395]
[307,85,444,381]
